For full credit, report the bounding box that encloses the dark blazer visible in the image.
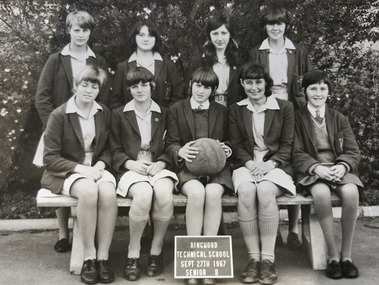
[186,55,243,106]
[293,105,361,181]
[229,98,294,174]
[248,42,312,110]
[40,102,111,194]
[109,57,185,109]
[35,51,109,128]
[110,105,172,179]
[166,98,229,169]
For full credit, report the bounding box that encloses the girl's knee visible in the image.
[153,187,173,207]
[256,182,276,205]
[205,184,223,201]
[237,183,256,208]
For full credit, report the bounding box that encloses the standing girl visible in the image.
[293,69,362,279]
[110,67,177,281]
[187,14,242,108]
[110,20,184,109]
[166,67,233,285]
[41,66,117,284]
[34,10,110,254]
[248,5,312,249]
[230,63,295,284]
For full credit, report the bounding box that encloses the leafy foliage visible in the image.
[1,0,379,206]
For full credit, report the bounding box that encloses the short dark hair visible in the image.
[189,67,219,95]
[302,69,332,100]
[74,65,107,88]
[125,67,155,90]
[240,62,273,97]
[261,5,290,34]
[66,11,94,33]
[128,20,161,54]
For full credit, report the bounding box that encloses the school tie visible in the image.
[197,104,204,110]
[315,109,323,124]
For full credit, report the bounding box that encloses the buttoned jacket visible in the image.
[35,51,109,128]
[186,55,243,106]
[229,98,294,174]
[40,102,111,193]
[166,98,229,169]
[248,43,312,110]
[293,105,361,181]
[110,106,172,178]
[110,58,185,110]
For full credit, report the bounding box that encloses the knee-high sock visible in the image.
[150,215,171,256]
[259,210,279,262]
[128,214,149,258]
[239,215,260,261]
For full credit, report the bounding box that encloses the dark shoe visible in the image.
[240,259,260,284]
[54,238,71,253]
[202,278,216,285]
[123,257,141,281]
[147,254,164,277]
[97,260,114,283]
[259,260,278,285]
[275,231,283,248]
[287,232,302,251]
[81,259,98,284]
[341,259,359,278]
[185,278,200,285]
[326,260,343,279]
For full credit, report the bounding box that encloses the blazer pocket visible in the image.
[334,132,344,154]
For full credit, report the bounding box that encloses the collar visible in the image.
[123,99,161,113]
[259,37,296,51]
[66,96,102,118]
[128,51,163,63]
[237,96,280,113]
[61,44,96,58]
[307,103,326,118]
[190,97,210,110]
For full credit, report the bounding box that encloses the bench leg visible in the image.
[301,205,327,270]
[70,207,83,275]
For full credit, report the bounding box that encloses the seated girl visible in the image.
[41,66,117,284]
[293,69,363,280]
[110,67,177,281]
[229,63,295,285]
[166,67,233,285]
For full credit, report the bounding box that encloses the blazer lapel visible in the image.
[154,60,164,80]
[301,107,317,151]
[242,107,254,147]
[259,50,270,73]
[229,66,237,89]
[61,56,73,90]
[263,109,275,140]
[325,107,336,152]
[151,111,162,139]
[94,111,103,150]
[183,100,196,139]
[208,102,217,137]
[287,49,296,87]
[68,113,85,149]
[125,111,140,137]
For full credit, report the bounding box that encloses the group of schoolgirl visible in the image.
[34,5,363,285]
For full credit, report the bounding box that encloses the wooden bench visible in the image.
[36,188,341,274]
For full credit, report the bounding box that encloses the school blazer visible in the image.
[248,43,312,110]
[166,98,229,169]
[109,58,185,110]
[110,106,172,178]
[229,98,294,173]
[40,102,111,194]
[186,55,243,106]
[293,105,361,180]
[35,51,109,128]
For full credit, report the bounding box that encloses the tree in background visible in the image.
[1,0,379,204]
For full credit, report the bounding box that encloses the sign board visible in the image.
[174,235,234,279]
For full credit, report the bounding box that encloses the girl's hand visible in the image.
[146,161,166,176]
[218,141,232,158]
[178,141,199,162]
[329,164,346,182]
[245,161,274,181]
[314,165,335,181]
[125,160,152,175]
[74,165,103,181]
[93,161,106,175]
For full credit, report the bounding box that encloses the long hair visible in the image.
[203,14,239,67]
[127,20,162,55]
